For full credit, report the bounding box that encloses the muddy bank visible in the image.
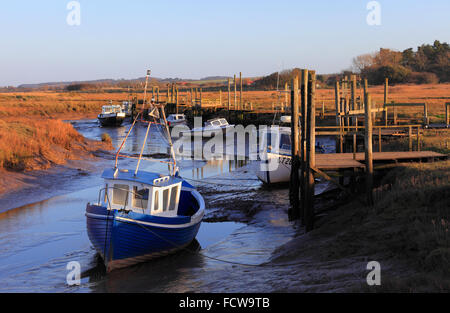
[186,160,449,292]
[0,135,113,201]
[266,161,450,292]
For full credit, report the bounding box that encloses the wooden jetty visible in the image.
[131,70,448,232]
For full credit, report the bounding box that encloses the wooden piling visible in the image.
[417,127,421,151]
[289,76,300,221]
[335,81,341,128]
[240,72,243,110]
[409,126,413,151]
[300,69,309,225]
[305,71,316,232]
[364,93,374,206]
[446,103,450,126]
[228,78,231,111]
[378,127,382,152]
[384,78,389,126]
[234,74,237,110]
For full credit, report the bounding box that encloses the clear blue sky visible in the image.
[0,0,449,86]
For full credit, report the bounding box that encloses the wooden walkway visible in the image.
[316,151,447,170]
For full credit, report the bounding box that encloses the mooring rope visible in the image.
[182,177,260,188]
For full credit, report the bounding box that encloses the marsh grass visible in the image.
[325,160,450,292]
[0,118,84,170]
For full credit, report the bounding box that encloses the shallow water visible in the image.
[0,118,335,292]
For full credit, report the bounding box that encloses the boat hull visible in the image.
[257,152,296,184]
[86,195,203,272]
[98,114,125,127]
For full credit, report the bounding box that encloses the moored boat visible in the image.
[86,169,204,272]
[87,92,205,272]
[183,117,234,137]
[256,127,325,184]
[98,105,126,127]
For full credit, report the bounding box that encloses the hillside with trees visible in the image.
[353,40,449,84]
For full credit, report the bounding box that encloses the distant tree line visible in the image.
[353,40,449,84]
[252,40,449,88]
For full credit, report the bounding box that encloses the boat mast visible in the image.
[142,69,151,111]
[159,105,177,176]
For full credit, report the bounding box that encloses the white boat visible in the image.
[184,118,235,137]
[160,114,187,128]
[256,127,325,184]
[98,105,126,127]
[257,127,293,184]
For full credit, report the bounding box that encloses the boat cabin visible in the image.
[99,168,183,217]
[263,127,292,152]
[205,118,229,127]
[101,105,124,115]
[167,114,186,122]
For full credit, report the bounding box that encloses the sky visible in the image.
[0,0,449,86]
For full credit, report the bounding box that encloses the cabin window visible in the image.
[169,186,179,211]
[113,184,129,206]
[104,184,109,203]
[212,121,220,126]
[266,132,272,148]
[280,134,291,150]
[133,186,149,210]
[162,189,170,211]
[219,119,227,125]
[153,190,159,212]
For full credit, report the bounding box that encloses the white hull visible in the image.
[257,152,296,184]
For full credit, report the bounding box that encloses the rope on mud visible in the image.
[130,215,314,268]
[182,177,260,188]
[133,221,263,267]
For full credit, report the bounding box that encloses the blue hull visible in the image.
[86,204,202,271]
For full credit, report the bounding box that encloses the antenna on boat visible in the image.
[159,105,178,176]
[142,69,151,111]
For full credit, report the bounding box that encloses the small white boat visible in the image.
[98,105,126,127]
[160,114,187,128]
[256,127,325,184]
[257,127,293,184]
[184,118,234,137]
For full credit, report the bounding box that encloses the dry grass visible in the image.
[0,118,86,170]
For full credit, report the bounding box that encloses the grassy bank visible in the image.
[270,160,449,292]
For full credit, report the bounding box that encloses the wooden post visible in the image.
[234,74,237,110]
[384,78,389,126]
[285,82,289,111]
[353,133,357,160]
[167,84,170,102]
[219,89,222,107]
[417,127,421,151]
[289,76,300,221]
[305,71,316,232]
[445,103,450,126]
[335,81,341,127]
[378,127,382,152]
[300,69,308,225]
[240,72,243,110]
[200,88,203,108]
[351,75,356,126]
[364,93,374,206]
[321,101,324,119]
[424,103,428,125]
[156,87,160,103]
[409,126,413,151]
[227,78,231,111]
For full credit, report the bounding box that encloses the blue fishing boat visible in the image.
[86,88,205,272]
